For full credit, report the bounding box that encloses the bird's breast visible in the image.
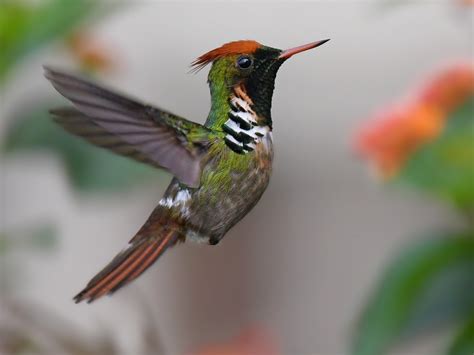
[179,132,273,240]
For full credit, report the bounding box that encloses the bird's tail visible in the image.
[74,223,181,304]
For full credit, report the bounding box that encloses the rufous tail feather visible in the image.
[74,229,179,303]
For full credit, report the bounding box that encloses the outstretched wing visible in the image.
[44,67,212,188]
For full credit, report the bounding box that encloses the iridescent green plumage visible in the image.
[45,39,329,303]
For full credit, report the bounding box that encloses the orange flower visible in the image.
[66,32,116,73]
[187,325,279,355]
[355,63,474,179]
[419,63,474,113]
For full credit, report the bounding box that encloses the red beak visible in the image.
[278,39,330,60]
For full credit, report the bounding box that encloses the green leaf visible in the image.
[352,234,474,355]
[448,313,474,355]
[398,98,474,211]
[0,0,97,84]
[3,105,161,192]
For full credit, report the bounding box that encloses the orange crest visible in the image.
[191,40,262,71]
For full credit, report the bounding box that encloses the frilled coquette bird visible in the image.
[44,39,330,303]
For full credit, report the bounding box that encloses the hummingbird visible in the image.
[44,39,329,303]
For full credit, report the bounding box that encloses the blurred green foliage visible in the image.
[3,107,159,192]
[353,235,474,355]
[448,313,474,355]
[400,98,474,211]
[0,0,97,84]
[0,0,159,192]
[0,2,73,272]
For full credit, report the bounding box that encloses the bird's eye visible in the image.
[237,56,252,69]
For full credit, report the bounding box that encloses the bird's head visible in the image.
[193,39,329,124]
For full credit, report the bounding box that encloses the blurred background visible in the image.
[1,1,473,354]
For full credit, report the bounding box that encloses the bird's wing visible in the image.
[44,67,213,188]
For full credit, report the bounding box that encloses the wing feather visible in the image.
[45,67,212,187]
